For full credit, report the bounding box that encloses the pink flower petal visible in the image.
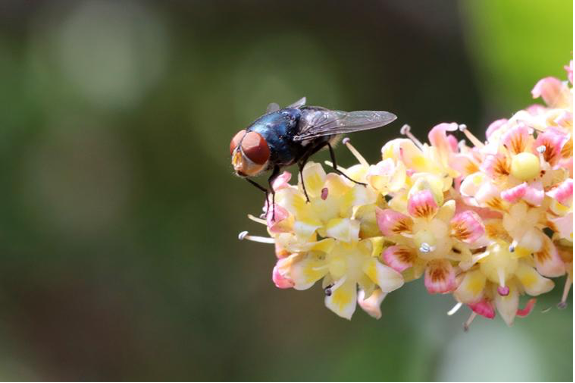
[501,125,532,155]
[266,204,291,233]
[428,122,459,157]
[516,298,537,317]
[272,258,294,289]
[501,182,527,204]
[534,129,569,166]
[486,119,508,139]
[531,77,562,104]
[546,178,573,206]
[358,289,387,319]
[534,235,566,278]
[450,210,485,244]
[382,245,416,273]
[407,190,439,218]
[424,259,456,294]
[481,153,510,178]
[272,171,292,191]
[468,299,495,319]
[501,181,544,206]
[523,181,545,206]
[550,212,573,241]
[375,208,413,236]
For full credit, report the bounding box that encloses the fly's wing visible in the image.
[293,109,397,141]
[266,102,280,113]
[287,97,306,108]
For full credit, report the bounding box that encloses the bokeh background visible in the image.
[0,0,572,380]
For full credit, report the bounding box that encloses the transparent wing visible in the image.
[266,102,280,113]
[287,97,306,108]
[293,110,397,141]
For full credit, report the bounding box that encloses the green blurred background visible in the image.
[0,0,572,380]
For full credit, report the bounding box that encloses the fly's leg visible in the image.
[267,166,281,221]
[327,142,366,186]
[245,178,270,216]
[298,155,312,203]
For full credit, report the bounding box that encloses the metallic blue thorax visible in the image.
[246,108,304,168]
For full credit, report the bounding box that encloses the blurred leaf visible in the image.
[462,0,572,111]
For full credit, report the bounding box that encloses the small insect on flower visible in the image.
[229,97,397,217]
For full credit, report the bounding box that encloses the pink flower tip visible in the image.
[382,245,415,273]
[375,208,413,236]
[407,190,438,218]
[266,204,290,233]
[531,77,564,106]
[271,171,292,191]
[272,263,294,289]
[468,300,495,319]
[450,210,485,244]
[546,178,573,205]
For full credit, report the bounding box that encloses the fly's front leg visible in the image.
[327,142,366,186]
[245,178,270,217]
[267,166,281,221]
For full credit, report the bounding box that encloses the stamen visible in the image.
[447,302,463,316]
[463,312,477,332]
[321,187,329,200]
[471,250,490,264]
[237,231,275,244]
[247,214,267,225]
[557,276,572,310]
[400,124,424,149]
[536,145,546,154]
[459,124,485,148]
[497,269,509,296]
[419,243,435,253]
[324,284,334,296]
[342,137,369,167]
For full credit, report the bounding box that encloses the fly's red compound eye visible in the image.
[241,131,270,165]
[230,130,246,155]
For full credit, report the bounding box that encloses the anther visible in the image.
[508,240,518,253]
[497,286,510,296]
[536,145,547,153]
[419,243,435,253]
[238,231,248,240]
[558,277,572,310]
[324,284,334,296]
[321,187,329,200]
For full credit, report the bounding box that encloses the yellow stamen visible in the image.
[459,124,485,148]
[399,124,424,149]
[247,214,267,225]
[342,137,369,167]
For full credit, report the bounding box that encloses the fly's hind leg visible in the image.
[327,142,366,186]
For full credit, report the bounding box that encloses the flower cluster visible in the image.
[239,61,573,328]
